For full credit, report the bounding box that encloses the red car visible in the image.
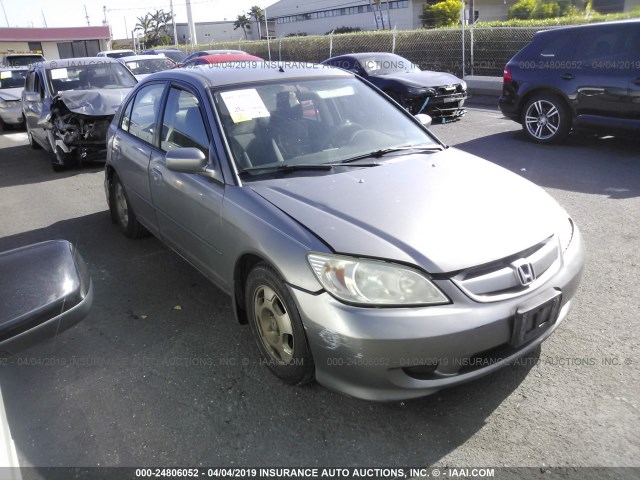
[180,53,263,68]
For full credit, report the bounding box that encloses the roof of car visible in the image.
[536,18,640,35]
[119,54,169,62]
[141,62,350,89]
[98,49,135,54]
[194,54,263,64]
[142,48,182,53]
[36,57,122,69]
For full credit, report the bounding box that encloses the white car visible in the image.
[0,68,27,130]
[96,49,136,59]
[117,54,176,81]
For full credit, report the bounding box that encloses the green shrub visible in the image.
[509,0,536,19]
[532,0,561,19]
[421,0,462,28]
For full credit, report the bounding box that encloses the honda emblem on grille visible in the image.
[512,259,536,286]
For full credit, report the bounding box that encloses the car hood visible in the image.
[376,71,462,88]
[249,149,567,273]
[0,88,23,101]
[57,88,132,116]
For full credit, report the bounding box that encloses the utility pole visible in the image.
[169,0,178,49]
[0,0,9,27]
[103,6,107,25]
[185,0,197,48]
[41,10,47,28]
[84,4,90,26]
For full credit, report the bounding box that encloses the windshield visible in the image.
[213,76,437,176]
[359,54,421,75]
[3,55,44,67]
[47,62,138,93]
[0,70,27,89]
[125,58,174,75]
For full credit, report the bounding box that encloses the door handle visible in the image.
[151,168,163,186]
[561,73,574,80]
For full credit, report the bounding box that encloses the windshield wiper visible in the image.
[340,145,445,164]
[239,162,378,175]
[240,163,333,174]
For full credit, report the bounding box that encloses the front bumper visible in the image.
[0,105,24,126]
[407,92,467,120]
[290,227,584,401]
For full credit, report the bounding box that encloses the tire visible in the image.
[51,146,80,171]
[109,172,147,239]
[245,263,315,386]
[27,126,42,150]
[521,93,571,144]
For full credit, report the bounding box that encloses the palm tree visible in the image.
[248,5,264,39]
[233,14,251,39]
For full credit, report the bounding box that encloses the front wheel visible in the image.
[521,94,571,144]
[246,263,314,386]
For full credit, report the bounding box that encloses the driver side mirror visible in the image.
[415,113,432,128]
[0,240,92,357]
[165,147,222,182]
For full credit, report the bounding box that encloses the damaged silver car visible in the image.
[22,57,137,171]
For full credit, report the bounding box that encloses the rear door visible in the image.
[567,25,631,120]
[625,25,640,122]
[22,69,47,146]
[112,81,167,234]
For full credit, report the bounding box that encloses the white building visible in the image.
[175,20,262,45]
[267,0,416,36]
[0,26,110,60]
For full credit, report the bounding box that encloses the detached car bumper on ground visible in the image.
[104,62,584,401]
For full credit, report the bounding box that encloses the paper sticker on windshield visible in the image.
[220,89,270,123]
[316,86,355,99]
[50,68,68,80]
[0,71,11,79]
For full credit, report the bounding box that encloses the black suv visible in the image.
[499,20,639,143]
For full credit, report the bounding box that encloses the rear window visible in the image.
[533,33,575,58]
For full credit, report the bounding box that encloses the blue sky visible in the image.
[1,0,275,39]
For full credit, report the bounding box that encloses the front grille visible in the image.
[452,236,561,303]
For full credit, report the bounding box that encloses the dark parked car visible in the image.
[140,48,187,64]
[104,63,583,401]
[22,57,137,171]
[322,52,467,120]
[499,20,640,144]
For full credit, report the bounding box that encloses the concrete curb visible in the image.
[464,75,502,106]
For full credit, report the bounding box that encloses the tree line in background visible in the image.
[135,9,174,48]
[234,6,265,39]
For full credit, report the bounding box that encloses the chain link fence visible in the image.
[187,27,555,77]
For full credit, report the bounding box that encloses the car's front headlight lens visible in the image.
[460,80,467,91]
[307,253,449,306]
[0,99,7,108]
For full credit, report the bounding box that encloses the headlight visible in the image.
[558,218,574,252]
[406,86,430,95]
[0,99,7,108]
[307,253,449,306]
[460,80,467,91]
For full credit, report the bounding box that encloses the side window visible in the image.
[160,87,209,154]
[25,72,34,92]
[120,96,135,133]
[33,73,45,98]
[574,29,626,62]
[537,34,575,58]
[126,83,165,144]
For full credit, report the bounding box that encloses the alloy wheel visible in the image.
[524,99,561,141]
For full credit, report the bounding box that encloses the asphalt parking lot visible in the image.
[0,106,638,470]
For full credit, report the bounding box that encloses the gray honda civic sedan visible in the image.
[104,62,584,401]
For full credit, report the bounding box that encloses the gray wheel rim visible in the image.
[114,182,129,227]
[253,285,294,364]
[525,99,560,141]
